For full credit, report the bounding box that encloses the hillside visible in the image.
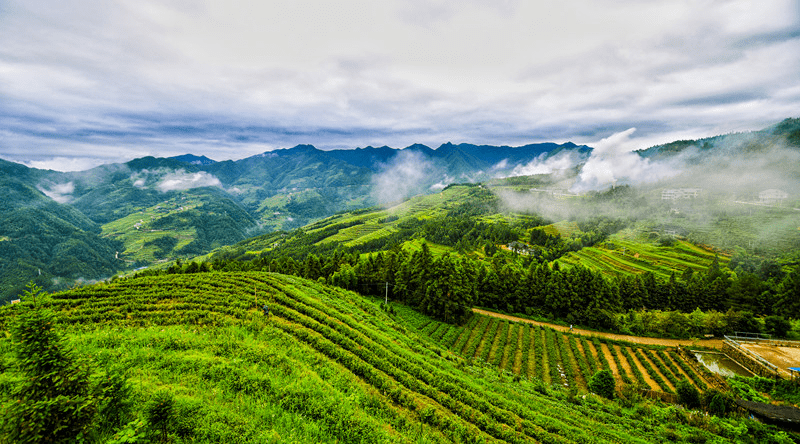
[0,171,123,302]
[0,273,790,442]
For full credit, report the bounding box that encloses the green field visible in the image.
[101,196,202,264]
[1,273,787,443]
[556,236,727,279]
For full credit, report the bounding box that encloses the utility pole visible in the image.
[385,282,388,305]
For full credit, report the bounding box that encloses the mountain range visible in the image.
[0,118,798,302]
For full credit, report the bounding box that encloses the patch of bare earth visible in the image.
[640,351,676,392]
[741,344,800,377]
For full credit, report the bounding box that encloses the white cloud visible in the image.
[507,151,581,177]
[156,170,222,192]
[24,157,107,172]
[371,150,435,204]
[38,181,75,204]
[0,0,797,167]
[571,128,682,192]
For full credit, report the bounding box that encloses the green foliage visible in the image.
[588,369,615,399]
[1,307,96,443]
[764,315,792,338]
[676,379,700,409]
[728,378,769,403]
[145,390,175,442]
[703,389,733,416]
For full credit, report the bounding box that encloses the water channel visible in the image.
[694,351,754,378]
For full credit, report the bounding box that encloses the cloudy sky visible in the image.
[1,0,799,171]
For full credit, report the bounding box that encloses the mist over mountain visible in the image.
[0,118,798,301]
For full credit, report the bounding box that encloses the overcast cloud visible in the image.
[1,0,798,171]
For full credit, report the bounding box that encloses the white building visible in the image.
[662,188,701,200]
[759,189,788,204]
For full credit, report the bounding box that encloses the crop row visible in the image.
[26,272,721,442]
[424,314,717,396]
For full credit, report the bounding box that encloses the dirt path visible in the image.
[472,308,724,349]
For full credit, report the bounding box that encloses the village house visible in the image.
[661,188,701,200]
[759,189,788,205]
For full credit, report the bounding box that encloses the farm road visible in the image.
[472,308,724,349]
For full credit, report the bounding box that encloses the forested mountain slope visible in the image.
[0,166,123,302]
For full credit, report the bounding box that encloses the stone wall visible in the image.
[722,341,779,379]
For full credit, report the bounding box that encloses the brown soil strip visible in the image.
[540,329,552,384]
[613,345,636,384]
[575,339,588,366]
[486,321,505,364]
[563,336,587,389]
[585,340,602,372]
[601,343,622,386]
[628,347,658,390]
[668,355,700,388]
[472,308,723,349]
[640,351,676,392]
[525,329,537,379]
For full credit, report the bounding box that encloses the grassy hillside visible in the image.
[1,273,785,443]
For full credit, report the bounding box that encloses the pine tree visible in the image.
[1,307,96,443]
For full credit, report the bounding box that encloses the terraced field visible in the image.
[414,312,720,396]
[0,272,759,443]
[556,237,727,279]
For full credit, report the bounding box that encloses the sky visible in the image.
[1,0,799,171]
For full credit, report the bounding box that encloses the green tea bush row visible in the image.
[568,335,592,385]
[555,332,577,388]
[477,318,501,362]
[668,351,709,391]
[459,315,491,358]
[490,321,510,367]
[533,328,545,380]
[620,346,648,388]
[519,325,532,378]
[544,329,561,385]
[580,337,598,374]
[500,324,520,371]
[645,349,681,388]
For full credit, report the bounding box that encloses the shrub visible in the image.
[588,369,615,399]
[676,379,700,409]
[703,389,732,416]
[146,390,176,442]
